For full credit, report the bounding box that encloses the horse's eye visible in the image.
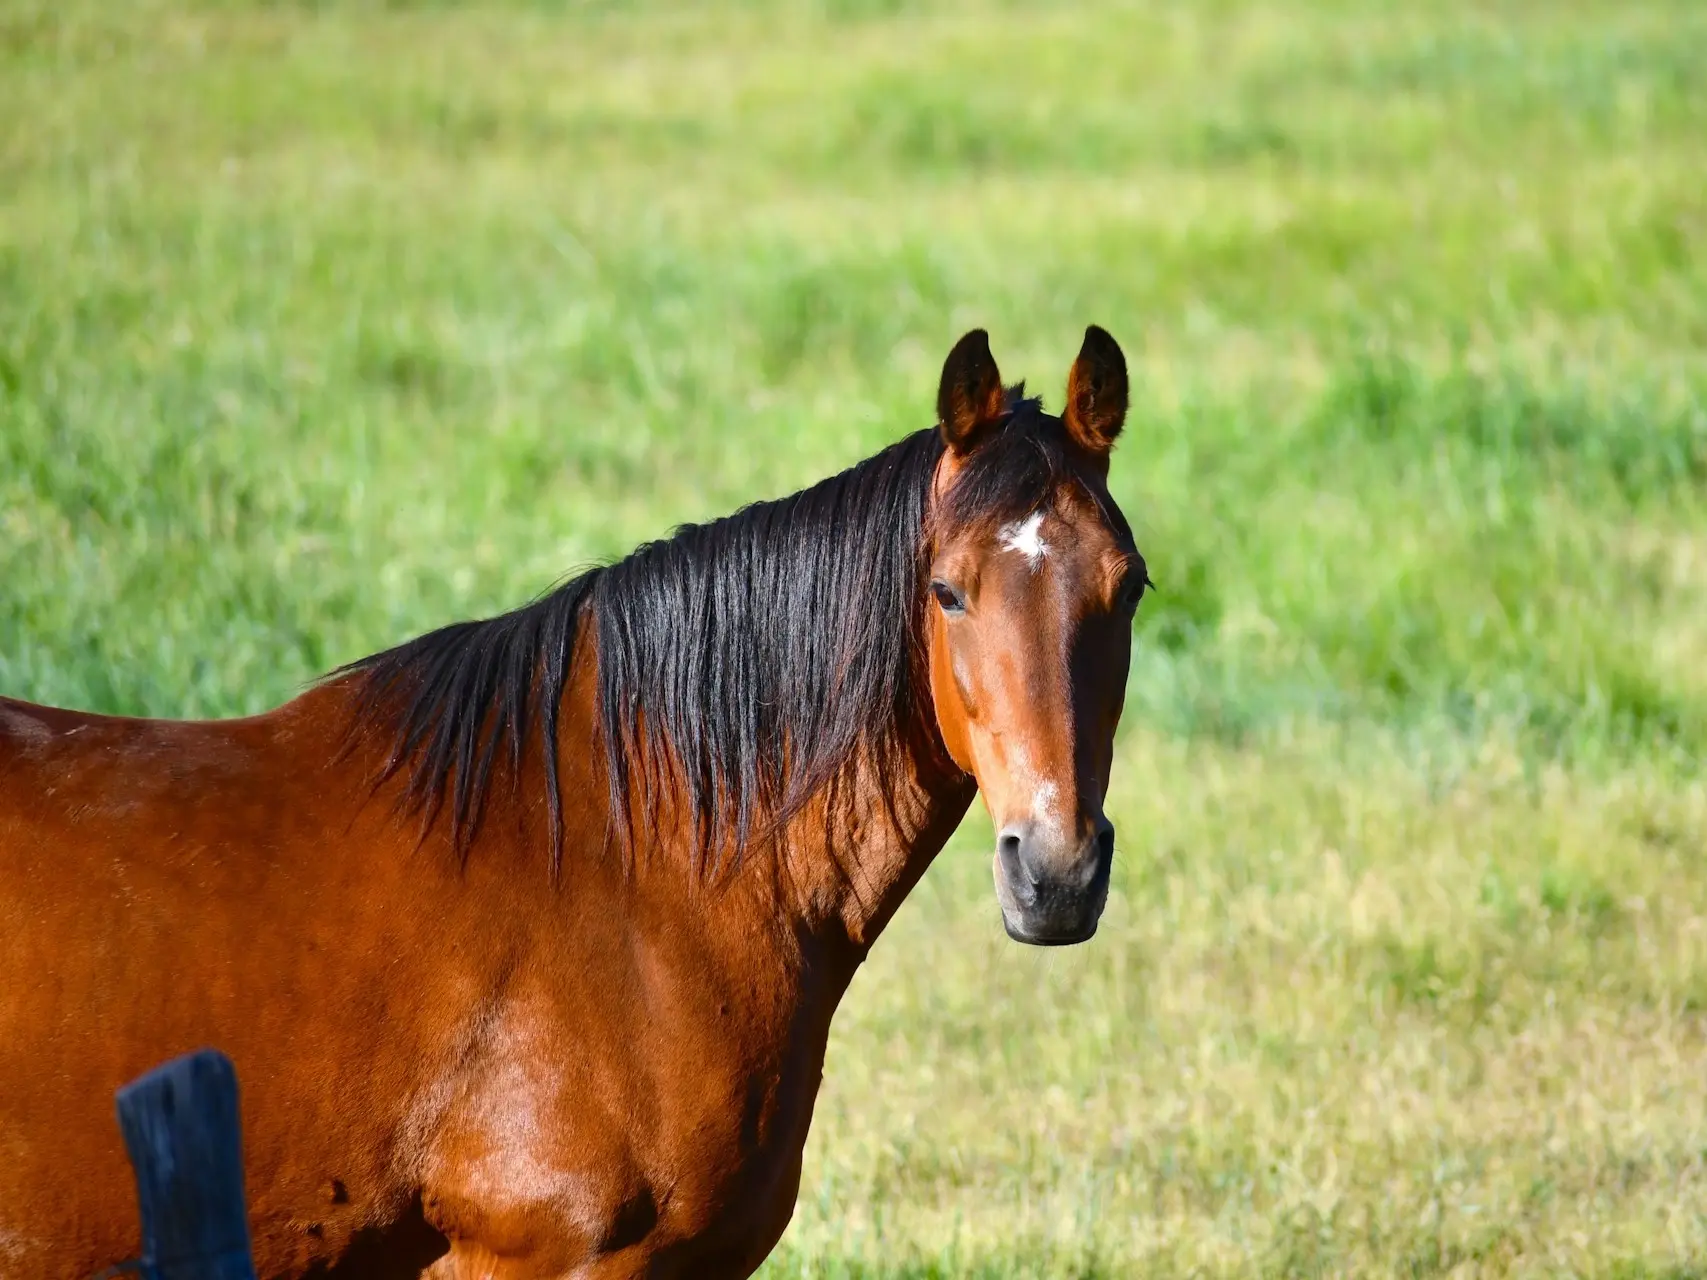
[930,579,967,616]
[1118,568,1150,613]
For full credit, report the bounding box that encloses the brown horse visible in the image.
[0,327,1146,1279]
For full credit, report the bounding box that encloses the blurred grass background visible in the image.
[3,0,1706,1274]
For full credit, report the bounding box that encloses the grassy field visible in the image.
[4,0,1706,1274]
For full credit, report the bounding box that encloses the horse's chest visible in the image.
[422,994,828,1274]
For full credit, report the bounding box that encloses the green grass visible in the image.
[4,0,1706,1274]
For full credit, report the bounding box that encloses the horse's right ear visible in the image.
[936,329,1006,455]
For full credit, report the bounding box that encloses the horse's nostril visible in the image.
[1095,822,1116,864]
[997,829,1032,883]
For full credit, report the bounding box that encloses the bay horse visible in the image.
[0,327,1147,1279]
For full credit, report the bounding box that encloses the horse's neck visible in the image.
[764,731,975,963]
[586,710,974,977]
[542,615,975,963]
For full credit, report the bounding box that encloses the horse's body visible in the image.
[0,670,965,1278]
[0,329,1143,1278]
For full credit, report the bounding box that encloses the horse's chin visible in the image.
[999,914,1100,947]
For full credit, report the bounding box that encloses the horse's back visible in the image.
[0,693,283,826]
[0,694,308,986]
[0,689,438,1278]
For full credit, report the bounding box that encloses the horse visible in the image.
[0,326,1147,1279]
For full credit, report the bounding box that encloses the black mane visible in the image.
[341,391,1089,874]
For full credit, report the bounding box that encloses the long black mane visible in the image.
[342,392,1085,874]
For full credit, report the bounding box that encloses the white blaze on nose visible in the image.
[1031,781,1059,823]
[1000,512,1049,570]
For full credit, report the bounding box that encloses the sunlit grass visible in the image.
[779,728,1707,1275]
[3,0,1705,1274]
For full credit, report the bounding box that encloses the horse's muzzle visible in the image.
[992,819,1114,946]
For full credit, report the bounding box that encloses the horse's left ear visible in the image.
[1064,325,1128,455]
[937,329,1007,456]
